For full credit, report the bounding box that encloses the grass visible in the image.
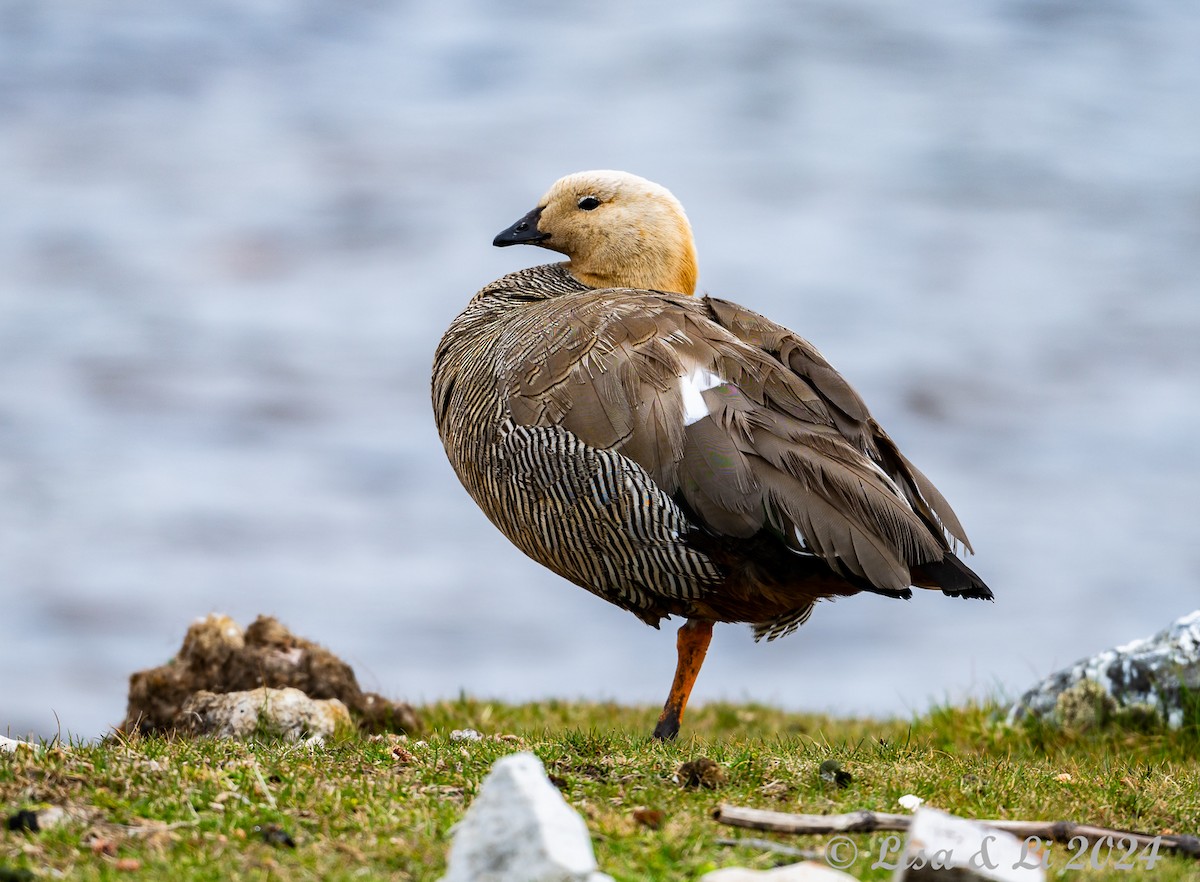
[2,699,1198,880]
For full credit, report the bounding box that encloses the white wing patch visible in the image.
[791,526,817,556]
[680,366,727,426]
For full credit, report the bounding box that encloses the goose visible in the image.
[431,170,991,740]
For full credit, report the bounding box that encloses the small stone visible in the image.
[440,752,613,882]
[5,804,94,833]
[255,824,296,848]
[818,760,852,788]
[31,807,68,830]
[700,861,858,880]
[898,793,924,811]
[677,758,728,790]
[450,728,484,742]
[175,686,351,741]
[5,810,39,833]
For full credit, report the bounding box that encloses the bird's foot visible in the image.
[649,618,713,741]
[652,711,680,741]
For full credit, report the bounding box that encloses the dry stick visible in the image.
[713,805,1200,860]
[117,820,199,836]
[714,837,822,860]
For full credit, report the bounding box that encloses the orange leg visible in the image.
[652,618,714,740]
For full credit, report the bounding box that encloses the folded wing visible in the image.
[499,288,971,598]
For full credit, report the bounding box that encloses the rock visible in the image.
[121,614,420,736]
[0,736,39,754]
[1008,610,1200,728]
[31,806,68,831]
[5,804,96,833]
[450,728,484,742]
[440,752,613,882]
[255,823,297,848]
[818,760,851,788]
[175,686,351,741]
[5,810,41,832]
[700,862,858,880]
[894,806,1044,881]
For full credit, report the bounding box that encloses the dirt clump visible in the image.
[121,614,420,736]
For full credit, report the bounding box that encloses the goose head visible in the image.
[494,170,698,296]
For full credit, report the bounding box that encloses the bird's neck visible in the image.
[567,236,698,296]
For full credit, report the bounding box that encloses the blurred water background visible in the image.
[2,1,1197,741]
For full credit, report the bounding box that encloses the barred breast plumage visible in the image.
[431,170,992,739]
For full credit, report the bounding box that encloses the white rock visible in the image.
[1,735,40,753]
[898,794,924,811]
[450,728,484,742]
[894,807,1044,881]
[35,806,69,830]
[1008,610,1200,727]
[700,862,858,881]
[440,752,613,882]
[174,686,351,741]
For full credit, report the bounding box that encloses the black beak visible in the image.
[493,207,550,247]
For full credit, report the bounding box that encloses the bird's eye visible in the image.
[577,196,601,211]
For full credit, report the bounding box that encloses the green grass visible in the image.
[3,700,1198,880]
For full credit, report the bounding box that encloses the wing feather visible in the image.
[496,286,965,596]
[705,296,973,552]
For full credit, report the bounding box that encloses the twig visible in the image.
[715,836,821,860]
[116,820,199,836]
[715,806,910,834]
[713,805,1200,860]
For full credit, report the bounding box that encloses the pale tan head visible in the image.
[494,170,698,296]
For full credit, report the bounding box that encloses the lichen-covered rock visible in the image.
[176,686,351,741]
[440,752,613,882]
[1009,610,1200,728]
[1054,679,1118,731]
[121,614,420,736]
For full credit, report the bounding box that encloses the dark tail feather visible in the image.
[912,553,993,600]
